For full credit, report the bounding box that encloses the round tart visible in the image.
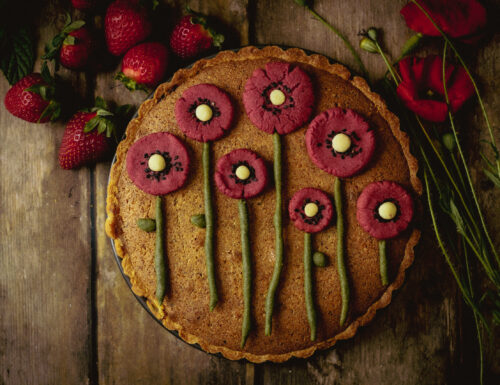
[106,46,421,363]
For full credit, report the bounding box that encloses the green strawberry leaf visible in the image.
[42,14,85,68]
[94,96,108,111]
[106,121,117,138]
[97,118,107,135]
[62,20,85,34]
[84,116,101,133]
[116,104,135,119]
[63,35,76,46]
[38,100,61,122]
[115,72,150,92]
[208,28,225,49]
[40,62,53,84]
[97,109,113,117]
[0,26,35,85]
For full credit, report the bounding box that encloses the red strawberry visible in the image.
[170,12,224,59]
[58,98,134,169]
[115,42,168,91]
[59,111,110,169]
[105,0,152,56]
[60,27,94,69]
[43,15,88,69]
[71,0,95,10]
[4,73,60,123]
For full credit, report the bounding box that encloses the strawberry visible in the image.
[105,0,152,56]
[115,42,168,91]
[58,98,133,169]
[71,0,95,10]
[59,111,108,169]
[4,71,60,123]
[60,27,94,69]
[43,14,89,70]
[170,10,224,59]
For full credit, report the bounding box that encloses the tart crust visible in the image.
[106,46,421,363]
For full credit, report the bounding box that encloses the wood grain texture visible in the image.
[0,2,92,384]
[0,0,498,384]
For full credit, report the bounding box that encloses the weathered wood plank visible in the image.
[0,2,92,384]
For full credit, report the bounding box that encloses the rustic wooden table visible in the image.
[1,0,499,384]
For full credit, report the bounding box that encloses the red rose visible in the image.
[396,55,474,122]
[401,0,487,43]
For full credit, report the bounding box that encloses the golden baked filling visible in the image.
[106,46,420,362]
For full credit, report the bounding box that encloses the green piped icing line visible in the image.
[239,199,252,348]
[304,232,317,341]
[155,196,166,304]
[203,142,218,311]
[334,177,349,326]
[379,239,389,285]
[264,132,284,336]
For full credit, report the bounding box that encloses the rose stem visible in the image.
[304,232,317,341]
[378,239,389,286]
[203,141,218,311]
[265,132,284,336]
[334,177,349,326]
[239,199,252,348]
[155,195,166,304]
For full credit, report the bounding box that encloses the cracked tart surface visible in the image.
[105,46,421,362]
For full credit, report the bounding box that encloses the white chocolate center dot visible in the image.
[304,202,319,217]
[148,154,166,172]
[195,104,213,122]
[235,165,251,180]
[378,201,398,220]
[332,133,352,153]
[269,89,286,105]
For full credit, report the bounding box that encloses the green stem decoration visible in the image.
[303,232,317,341]
[334,177,349,326]
[239,199,252,348]
[378,240,388,286]
[155,196,166,304]
[203,142,218,311]
[265,132,284,336]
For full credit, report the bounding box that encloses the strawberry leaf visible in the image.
[84,117,100,133]
[116,104,135,120]
[62,20,85,34]
[97,109,113,117]
[115,72,150,92]
[42,14,85,67]
[94,96,108,110]
[97,119,107,135]
[0,26,35,85]
[208,28,225,49]
[40,62,53,84]
[39,100,61,122]
[63,35,76,46]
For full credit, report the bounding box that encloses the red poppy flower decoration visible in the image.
[243,62,314,135]
[305,108,375,178]
[215,148,268,347]
[401,0,487,44]
[397,55,474,122]
[215,149,268,199]
[289,188,334,233]
[356,181,414,240]
[175,83,234,142]
[126,132,190,196]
